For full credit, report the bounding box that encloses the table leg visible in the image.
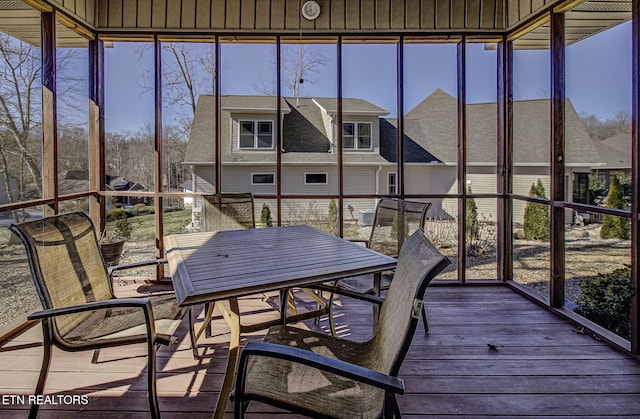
[213,298,241,419]
[194,302,216,342]
[372,272,381,332]
[279,289,288,324]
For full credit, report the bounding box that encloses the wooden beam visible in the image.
[88,37,106,233]
[154,36,164,278]
[497,37,513,283]
[215,36,221,196]
[457,38,467,284]
[397,38,405,198]
[23,0,52,12]
[276,37,282,226]
[41,12,57,216]
[550,12,565,309]
[337,36,344,235]
[631,0,639,355]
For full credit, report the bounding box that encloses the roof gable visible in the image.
[401,89,604,165]
[282,98,330,152]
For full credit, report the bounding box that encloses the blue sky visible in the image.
[103,21,632,133]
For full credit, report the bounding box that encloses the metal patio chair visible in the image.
[202,192,256,231]
[11,211,191,418]
[233,229,450,418]
[332,198,433,333]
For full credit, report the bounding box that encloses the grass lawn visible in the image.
[106,209,192,242]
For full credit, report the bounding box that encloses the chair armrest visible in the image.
[348,238,370,247]
[310,283,384,306]
[240,341,404,394]
[108,258,168,278]
[27,297,153,321]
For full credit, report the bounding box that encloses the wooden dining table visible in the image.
[164,224,397,418]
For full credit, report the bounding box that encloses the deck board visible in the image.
[1,284,639,417]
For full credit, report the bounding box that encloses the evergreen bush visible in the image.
[114,217,132,239]
[260,203,273,227]
[523,179,549,241]
[326,199,338,236]
[466,186,479,241]
[107,207,127,222]
[575,267,631,340]
[600,176,630,239]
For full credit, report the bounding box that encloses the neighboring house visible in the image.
[179,180,195,208]
[59,170,146,207]
[184,90,614,225]
[394,89,605,222]
[184,95,390,224]
[594,132,631,191]
[584,132,631,223]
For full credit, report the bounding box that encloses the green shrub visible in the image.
[600,176,630,239]
[107,207,127,222]
[523,179,549,241]
[466,186,479,241]
[575,267,631,340]
[260,203,273,227]
[326,199,338,236]
[139,205,156,214]
[114,217,132,239]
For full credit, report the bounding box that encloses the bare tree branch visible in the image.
[253,45,326,97]
[138,42,216,136]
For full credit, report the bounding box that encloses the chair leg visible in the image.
[328,292,337,337]
[188,308,200,359]
[204,303,212,338]
[233,395,247,419]
[383,392,399,418]
[313,289,322,325]
[30,321,53,419]
[421,304,429,334]
[147,340,160,419]
[394,396,401,418]
[279,289,288,324]
[91,349,101,364]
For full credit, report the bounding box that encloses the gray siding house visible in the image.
[184,90,615,225]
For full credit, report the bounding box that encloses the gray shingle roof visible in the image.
[379,119,440,163]
[398,88,604,166]
[221,95,290,113]
[595,138,630,170]
[184,95,218,164]
[185,95,391,165]
[600,132,630,154]
[186,91,610,168]
[313,98,389,115]
[282,98,330,152]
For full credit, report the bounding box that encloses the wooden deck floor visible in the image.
[1,284,640,418]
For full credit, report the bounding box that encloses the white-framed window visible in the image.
[342,122,372,150]
[251,173,275,185]
[239,120,274,149]
[388,172,397,195]
[305,173,328,185]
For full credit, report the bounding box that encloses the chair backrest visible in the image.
[202,193,255,231]
[368,198,432,257]
[369,229,450,376]
[10,212,113,338]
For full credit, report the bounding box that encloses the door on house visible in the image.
[573,173,589,204]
